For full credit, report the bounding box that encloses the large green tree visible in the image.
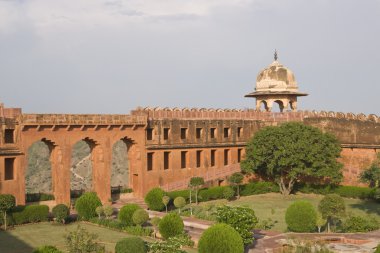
[241,122,343,195]
[360,153,380,188]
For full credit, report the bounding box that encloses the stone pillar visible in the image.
[17,154,26,205]
[92,142,111,204]
[51,144,71,205]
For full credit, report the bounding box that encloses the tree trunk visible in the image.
[195,189,198,205]
[278,177,295,196]
[327,220,330,233]
[237,185,240,199]
[318,226,321,233]
[4,212,7,231]
[189,190,193,216]
[165,205,168,213]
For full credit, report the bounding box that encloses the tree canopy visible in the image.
[360,153,380,188]
[241,122,343,195]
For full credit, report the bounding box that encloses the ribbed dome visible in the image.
[255,60,298,92]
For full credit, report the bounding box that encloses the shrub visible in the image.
[150,217,161,227]
[103,205,113,218]
[132,209,149,226]
[149,234,194,253]
[375,244,380,253]
[33,245,63,253]
[115,237,147,253]
[145,188,165,211]
[124,225,153,236]
[215,205,258,245]
[334,186,374,199]
[240,181,279,196]
[118,204,141,226]
[0,194,15,230]
[373,188,380,202]
[65,225,105,253]
[198,186,226,201]
[52,204,70,224]
[95,206,104,218]
[173,197,186,213]
[88,218,153,236]
[158,213,184,239]
[24,205,49,223]
[342,215,380,232]
[222,187,235,200]
[198,224,244,253]
[285,200,317,232]
[75,192,102,221]
[26,193,55,202]
[167,190,190,202]
[318,194,346,232]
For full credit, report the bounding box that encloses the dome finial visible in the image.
[274,49,278,61]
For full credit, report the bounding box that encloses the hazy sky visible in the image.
[0,0,379,115]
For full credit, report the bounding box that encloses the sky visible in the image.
[0,0,379,115]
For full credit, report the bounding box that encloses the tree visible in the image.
[360,153,380,187]
[103,205,113,219]
[132,209,149,226]
[158,213,184,240]
[318,194,346,232]
[189,177,204,205]
[162,196,170,213]
[241,122,343,195]
[228,172,244,198]
[95,206,104,219]
[316,212,326,233]
[173,197,186,214]
[0,194,15,230]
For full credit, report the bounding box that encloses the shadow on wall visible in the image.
[0,230,34,253]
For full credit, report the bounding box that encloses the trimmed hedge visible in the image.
[158,213,184,239]
[199,186,228,201]
[241,181,279,196]
[118,204,141,226]
[296,184,375,199]
[9,205,49,225]
[285,201,317,232]
[342,215,380,232]
[32,245,63,253]
[75,192,102,220]
[115,237,147,253]
[89,218,153,236]
[145,188,165,211]
[52,204,69,224]
[166,189,190,202]
[26,193,55,202]
[198,224,244,253]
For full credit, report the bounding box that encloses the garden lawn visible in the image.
[0,222,197,253]
[206,192,380,232]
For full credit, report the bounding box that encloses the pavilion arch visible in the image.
[258,100,269,112]
[273,100,285,112]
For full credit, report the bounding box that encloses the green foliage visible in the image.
[52,204,69,224]
[173,197,186,213]
[255,218,277,230]
[150,217,161,227]
[26,193,55,202]
[222,187,235,200]
[316,212,326,233]
[285,201,317,232]
[149,234,193,253]
[103,205,113,218]
[198,223,244,253]
[65,225,105,253]
[241,122,343,195]
[158,213,184,240]
[240,181,280,196]
[215,205,258,245]
[198,186,227,201]
[318,194,346,232]
[375,244,380,253]
[95,206,104,218]
[145,188,165,211]
[189,177,205,204]
[88,217,153,236]
[115,237,147,253]
[162,196,170,212]
[32,245,63,253]
[360,153,380,187]
[0,194,15,230]
[166,190,190,202]
[75,192,102,221]
[374,188,380,202]
[132,209,149,226]
[334,186,374,199]
[341,215,380,232]
[118,204,141,226]
[228,172,244,197]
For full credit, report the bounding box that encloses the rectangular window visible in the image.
[4,158,15,180]
[164,152,170,170]
[196,128,202,139]
[181,128,187,140]
[238,149,242,163]
[224,128,230,138]
[4,129,14,144]
[181,151,187,169]
[237,127,242,138]
[211,150,216,167]
[210,128,216,139]
[224,149,229,166]
[146,128,153,141]
[163,128,169,140]
[196,150,202,168]
[147,153,154,171]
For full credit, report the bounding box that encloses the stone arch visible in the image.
[273,100,285,112]
[257,100,269,112]
[111,138,131,191]
[289,101,297,111]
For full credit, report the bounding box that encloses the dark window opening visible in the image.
[196,128,202,139]
[4,129,14,144]
[224,149,229,166]
[237,127,242,138]
[147,128,153,141]
[224,128,229,138]
[238,149,242,163]
[181,128,187,140]
[196,150,202,168]
[163,128,169,140]
[181,151,187,169]
[211,150,216,167]
[164,152,170,170]
[147,153,154,171]
[5,158,15,180]
[210,128,216,139]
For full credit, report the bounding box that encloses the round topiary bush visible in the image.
[115,237,147,253]
[223,187,235,200]
[32,245,63,253]
[118,204,141,225]
[144,188,165,211]
[173,196,186,213]
[52,204,69,224]
[75,192,102,220]
[158,213,184,239]
[132,209,149,226]
[285,200,317,232]
[198,223,244,253]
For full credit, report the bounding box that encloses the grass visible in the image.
[203,192,380,232]
[0,222,197,253]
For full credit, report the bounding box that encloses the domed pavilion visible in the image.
[245,51,308,112]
